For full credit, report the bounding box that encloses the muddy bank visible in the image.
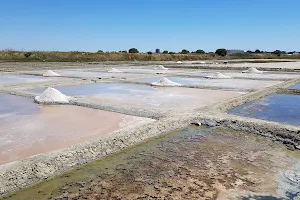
[2,127,299,200]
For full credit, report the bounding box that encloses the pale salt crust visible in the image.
[206,72,232,79]
[154,65,168,70]
[108,68,123,73]
[34,87,71,104]
[119,115,155,129]
[242,67,264,74]
[151,77,182,87]
[43,70,60,77]
[176,61,183,64]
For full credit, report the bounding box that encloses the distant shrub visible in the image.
[195,49,205,54]
[180,49,190,54]
[255,49,261,53]
[163,50,168,54]
[215,48,227,56]
[147,51,153,54]
[24,52,32,58]
[97,50,104,53]
[129,48,139,53]
[272,50,282,56]
[169,52,176,54]
[121,50,127,53]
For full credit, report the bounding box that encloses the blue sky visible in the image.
[0,0,299,52]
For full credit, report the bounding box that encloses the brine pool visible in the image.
[228,94,300,126]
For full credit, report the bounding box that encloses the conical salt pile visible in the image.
[151,77,182,86]
[176,61,183,64]
[242,67,263,74]
[35,87,70,104]
[200,61,206,64]
[43,70,60,77]
[154,65,168,70]
[108,68,122,73]
[207,72,232,79]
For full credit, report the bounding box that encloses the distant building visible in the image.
[227,49,245,54]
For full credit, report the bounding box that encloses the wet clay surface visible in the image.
[3,127,299,200]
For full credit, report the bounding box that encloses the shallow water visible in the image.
[0,75,45,85]
[0,94,148,165]
[133,77,281,90]
[0,94,40,117]
[39,83,241,109]
[120,68,175,74]
[56,70,114,78]
[3,127,299,200]
[290,83,300,89]
[228,94,300,126]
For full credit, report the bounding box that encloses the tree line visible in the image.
[96,48,298,57]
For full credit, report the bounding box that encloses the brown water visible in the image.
[3,127,299,200]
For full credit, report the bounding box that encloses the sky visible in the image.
[0,0,299,52]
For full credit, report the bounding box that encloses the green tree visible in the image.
[255,49,261,53]
[128,48,139,53]
[163,50,168,54]
[180,49,190,54]
[97,50,104,53]
[147,51,153,54]
[195,49,205,54]
[215,48,227,56]
[169,52,176,54]
[24,52,32,58]
[272,50,282,56]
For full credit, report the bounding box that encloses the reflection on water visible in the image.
[55,83,155,96]
[228,94,300,126]
[0,94,39,117]
[0,75,44,85]
[56,70,113,78]
[134,77,208,85]
[290,83,300,89]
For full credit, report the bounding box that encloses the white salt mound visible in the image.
[200,61,206,64]
[108,68,122,73]
[43,70,60,77]
[176,61,183,64]
[207,72,232,79]
[154,65,168,70]
[151,77,182,87]
[35,87,70,104]
[242,67,263,74]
